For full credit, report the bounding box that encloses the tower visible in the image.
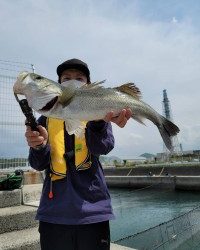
[162,89,182,155]
[163,90,171,120]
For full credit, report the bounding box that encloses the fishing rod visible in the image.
[13,63,39,132]
[14,94,39,132]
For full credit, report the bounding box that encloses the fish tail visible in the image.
[157,116,180,152]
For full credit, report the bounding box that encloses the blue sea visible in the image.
[109,188,200,249]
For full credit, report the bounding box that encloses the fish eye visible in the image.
[35,76,43,80]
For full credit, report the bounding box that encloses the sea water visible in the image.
[109,188,200,249]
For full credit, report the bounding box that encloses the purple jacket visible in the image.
[29,117,115,225]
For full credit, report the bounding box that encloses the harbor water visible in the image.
[109,188,200,249]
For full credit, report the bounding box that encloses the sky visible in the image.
[0,0,200,158]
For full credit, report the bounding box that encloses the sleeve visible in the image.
[85,120,115,156]
[28,116,51,171]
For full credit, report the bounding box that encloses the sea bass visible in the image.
[13,71,180,151]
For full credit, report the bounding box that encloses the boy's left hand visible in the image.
[104,108,132,128]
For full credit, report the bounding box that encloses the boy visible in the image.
[25,58,132,250]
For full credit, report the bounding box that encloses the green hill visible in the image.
[140,153,155,159]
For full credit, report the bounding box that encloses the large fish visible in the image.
[13,71,180,151]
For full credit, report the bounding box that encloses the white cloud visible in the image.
[172,17,178,23]
[0,0,200,158]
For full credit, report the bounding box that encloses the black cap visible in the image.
[57,58,90,83]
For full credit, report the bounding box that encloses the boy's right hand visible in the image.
[25,125,48,149]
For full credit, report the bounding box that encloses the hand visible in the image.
[104,108,132,128]
[25,125,48,148]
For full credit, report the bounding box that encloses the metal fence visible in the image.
[0,60,34,169]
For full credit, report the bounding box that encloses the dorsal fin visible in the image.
[81,80,106,89]
[115,83,142,100]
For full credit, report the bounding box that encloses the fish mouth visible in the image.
[39,96,58,111]
[20,72,29,82]
[13,72,30,94]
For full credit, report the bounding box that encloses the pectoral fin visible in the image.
[58,88,75,105]
[58,81,87,105]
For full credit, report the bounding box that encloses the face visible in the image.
[60,69,87,84]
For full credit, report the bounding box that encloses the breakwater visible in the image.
[104,162,200,176]
[1,162,200,191]
[104,163,200,190]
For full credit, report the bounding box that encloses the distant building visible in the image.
[156,149,200,162]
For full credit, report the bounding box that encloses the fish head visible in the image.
[13,71,63,112]
[13,71,30,94]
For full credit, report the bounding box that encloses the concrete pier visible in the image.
[104,163,200,191]
[175,176,200,190]
[106,175,175,189]
[105,175,200,190]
